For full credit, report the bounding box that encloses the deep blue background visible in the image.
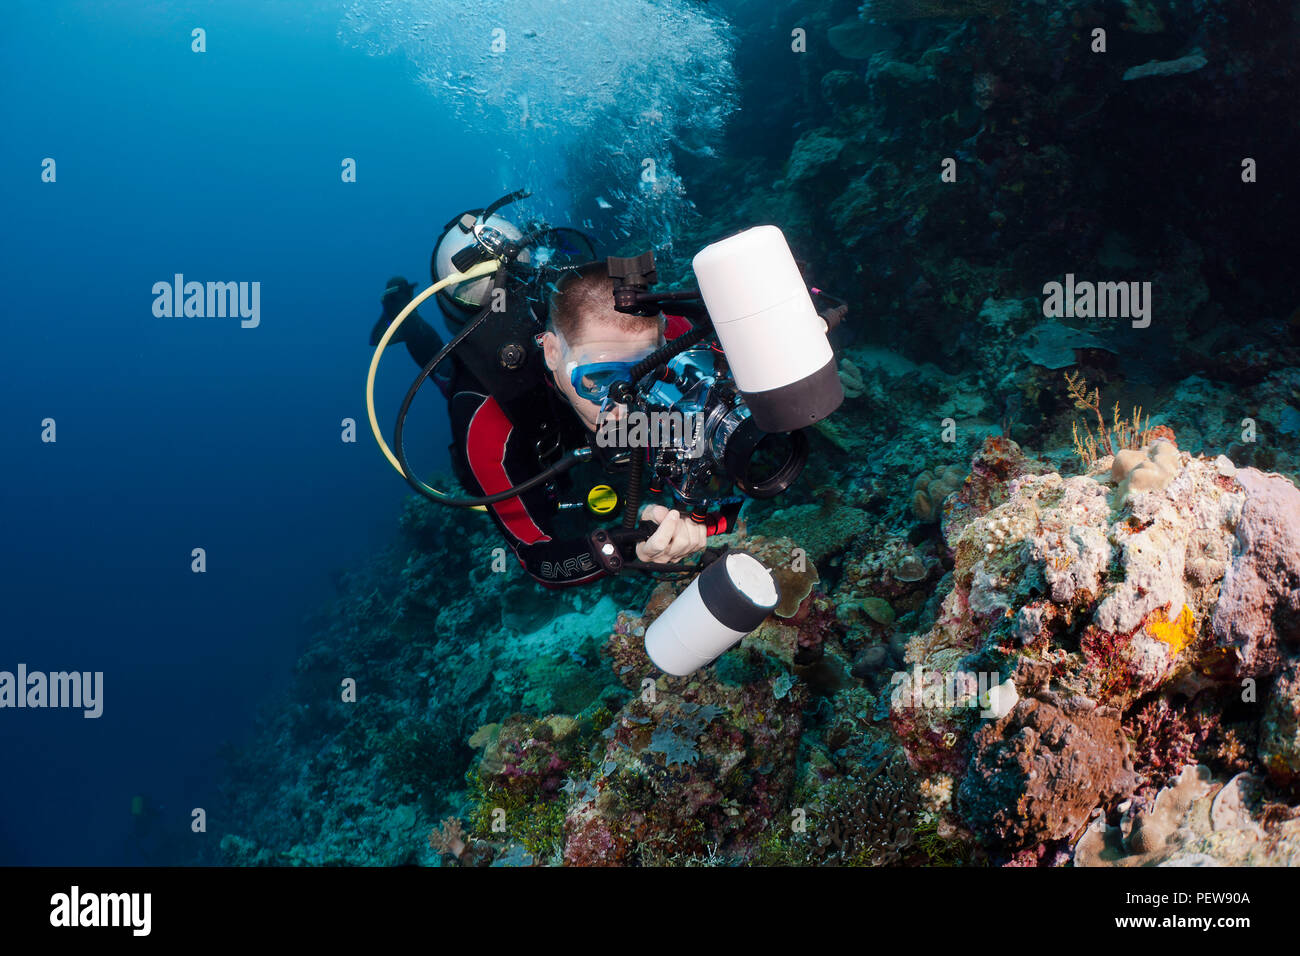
[0,1,565,864]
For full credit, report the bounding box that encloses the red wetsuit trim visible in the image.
[664,313,693,340]
[465,395,551,545]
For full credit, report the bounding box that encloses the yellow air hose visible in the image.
[365,258,502,511]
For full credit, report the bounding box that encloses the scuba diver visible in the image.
[448,259,716,585]
[366,190,848,595]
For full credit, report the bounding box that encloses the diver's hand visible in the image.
[634,505,707,564]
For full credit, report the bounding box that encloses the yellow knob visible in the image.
[586,484,620,516]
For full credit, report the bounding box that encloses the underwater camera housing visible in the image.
[604,225,844,508]
[601,226,844,677]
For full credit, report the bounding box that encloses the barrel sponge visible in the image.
[1111,439,1181,505]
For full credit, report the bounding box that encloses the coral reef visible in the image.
[958,695,1138,848]
[209,0,1300,868]
[898,433,1300,859]
[214,421,1300,866]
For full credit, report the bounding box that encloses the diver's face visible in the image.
[542,323,663,431]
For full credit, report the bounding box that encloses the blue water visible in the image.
[1,0,734,866]
[0,1,570,865]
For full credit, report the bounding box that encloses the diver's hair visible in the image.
[547,261,662,343]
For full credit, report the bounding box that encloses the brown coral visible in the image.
[428,817,467,859]
[1112,439,1182,505]
[958,696,1139,849]
[799,755,924,865]
[733,535,820,618]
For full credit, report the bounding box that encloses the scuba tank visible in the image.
[427,189,596,407]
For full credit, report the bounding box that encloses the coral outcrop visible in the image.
[958,695,1138,848]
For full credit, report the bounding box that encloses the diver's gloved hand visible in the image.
[370,276,418,346]
[634,505,707,564]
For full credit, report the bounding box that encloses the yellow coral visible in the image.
[1146,604,1195,655]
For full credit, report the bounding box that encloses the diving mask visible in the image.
[560,337,661,402]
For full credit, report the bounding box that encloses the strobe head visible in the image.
[644,551,780,676]
[692,226,844,434]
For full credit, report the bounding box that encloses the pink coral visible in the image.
[1212,468,1300,678]
[1123,697,1215,792]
